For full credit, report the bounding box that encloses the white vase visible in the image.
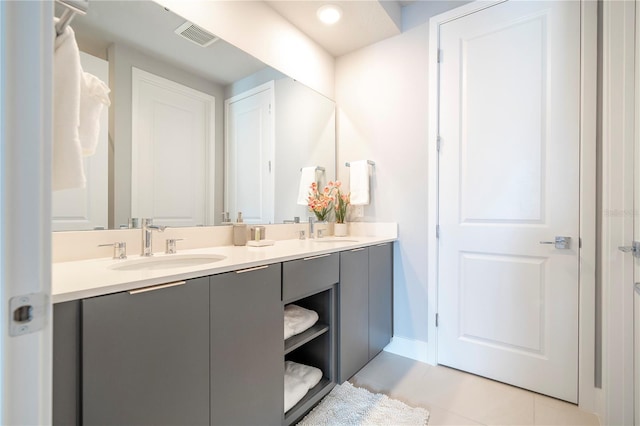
[334,223,348,237]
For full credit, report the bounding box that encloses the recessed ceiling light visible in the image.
[317,4,342,25]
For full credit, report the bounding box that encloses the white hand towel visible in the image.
[349,160,370,205]
[53,21,85,191]
[285,361,322,390]
[284,374,308,413]
[284,304,319,339]
[297,167,317,205]
[79,71,111,157]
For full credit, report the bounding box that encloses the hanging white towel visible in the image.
[349,160,370,205]
[297,167,317,205]
[79,71,111,157]
[53,21,85,190]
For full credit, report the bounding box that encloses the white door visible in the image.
[52,52,108,231]
[131,68,215,227]
[225,82,274,224]
[437,0,580,403]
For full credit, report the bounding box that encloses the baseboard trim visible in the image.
[383,336,431,365]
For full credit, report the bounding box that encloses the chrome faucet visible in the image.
[141,218,166,256]
[308,216,316,239]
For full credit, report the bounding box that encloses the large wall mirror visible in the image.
[52,0,336,231]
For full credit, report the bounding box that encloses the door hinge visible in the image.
[437,136,442,152]
[436,225,440,238]
[437,49,443,63]
[435,313,439,327]
[268,160,272,173]
[269,103,272,114]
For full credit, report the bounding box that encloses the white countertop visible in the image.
[52,236,396,303]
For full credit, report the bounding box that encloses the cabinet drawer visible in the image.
[283,252,339,302]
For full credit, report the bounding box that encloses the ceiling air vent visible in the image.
[174,21,219,47]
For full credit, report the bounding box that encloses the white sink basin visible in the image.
[109,254,226,271]
[312,238,359,243]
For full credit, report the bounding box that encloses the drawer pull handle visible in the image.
[303,253,332,261]
[235,265,269,274]
[129,281,185,295]
[375,243,388,247]
[350,248,366,252]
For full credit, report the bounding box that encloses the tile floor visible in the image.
[349,351,601,426]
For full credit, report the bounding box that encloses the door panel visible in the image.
[131,68,215,227]
[438,0,580,403]
[225,84,275,224]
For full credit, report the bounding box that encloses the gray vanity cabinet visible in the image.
[339,243,393,383]
[82,277,210,426]
[209,263,283,426]
[368,243,393,359]
[339,247,370,383]
[53,300,81,426]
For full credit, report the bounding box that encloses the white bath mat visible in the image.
[298,381,429,425]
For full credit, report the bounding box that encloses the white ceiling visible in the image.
[264,1,409,57]
[66,1,416,87]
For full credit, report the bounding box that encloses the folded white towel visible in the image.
[79,71,111,157]
[53,21,85,191]
[284,374,308,413]
[284,304,319,340]
[349,160,370,205]
[284,361,323,413]
[285,360,323,390]
[297,167,317,205]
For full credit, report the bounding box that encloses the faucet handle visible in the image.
[98,242,127,259]
[165,238,184,254]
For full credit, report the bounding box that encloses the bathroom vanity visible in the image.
[52,234,394,425]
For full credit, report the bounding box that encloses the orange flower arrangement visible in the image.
[307,181,334,221]
[307,181,350,223]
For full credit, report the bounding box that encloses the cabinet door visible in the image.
[339,248,369,383]
[210,264,283,425]
[82,278,210,426]
[53,301,80,426]
[369,243,393,359]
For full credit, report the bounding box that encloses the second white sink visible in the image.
[109,254,226,271]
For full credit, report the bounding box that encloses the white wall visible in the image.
[336,22,431,347]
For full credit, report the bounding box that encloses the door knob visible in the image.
[539,236,571,249]
[618,241,640,258]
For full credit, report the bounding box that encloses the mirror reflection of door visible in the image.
[51,51,109,231]
[225,82,275,224]
[131,67,215,227]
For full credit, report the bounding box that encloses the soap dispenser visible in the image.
[233,212,248,246]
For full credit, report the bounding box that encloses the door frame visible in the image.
[1,1,54,424]
[426,0,598,414]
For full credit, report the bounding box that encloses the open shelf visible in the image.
[284,378,334,426]
[285,323,329,355]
